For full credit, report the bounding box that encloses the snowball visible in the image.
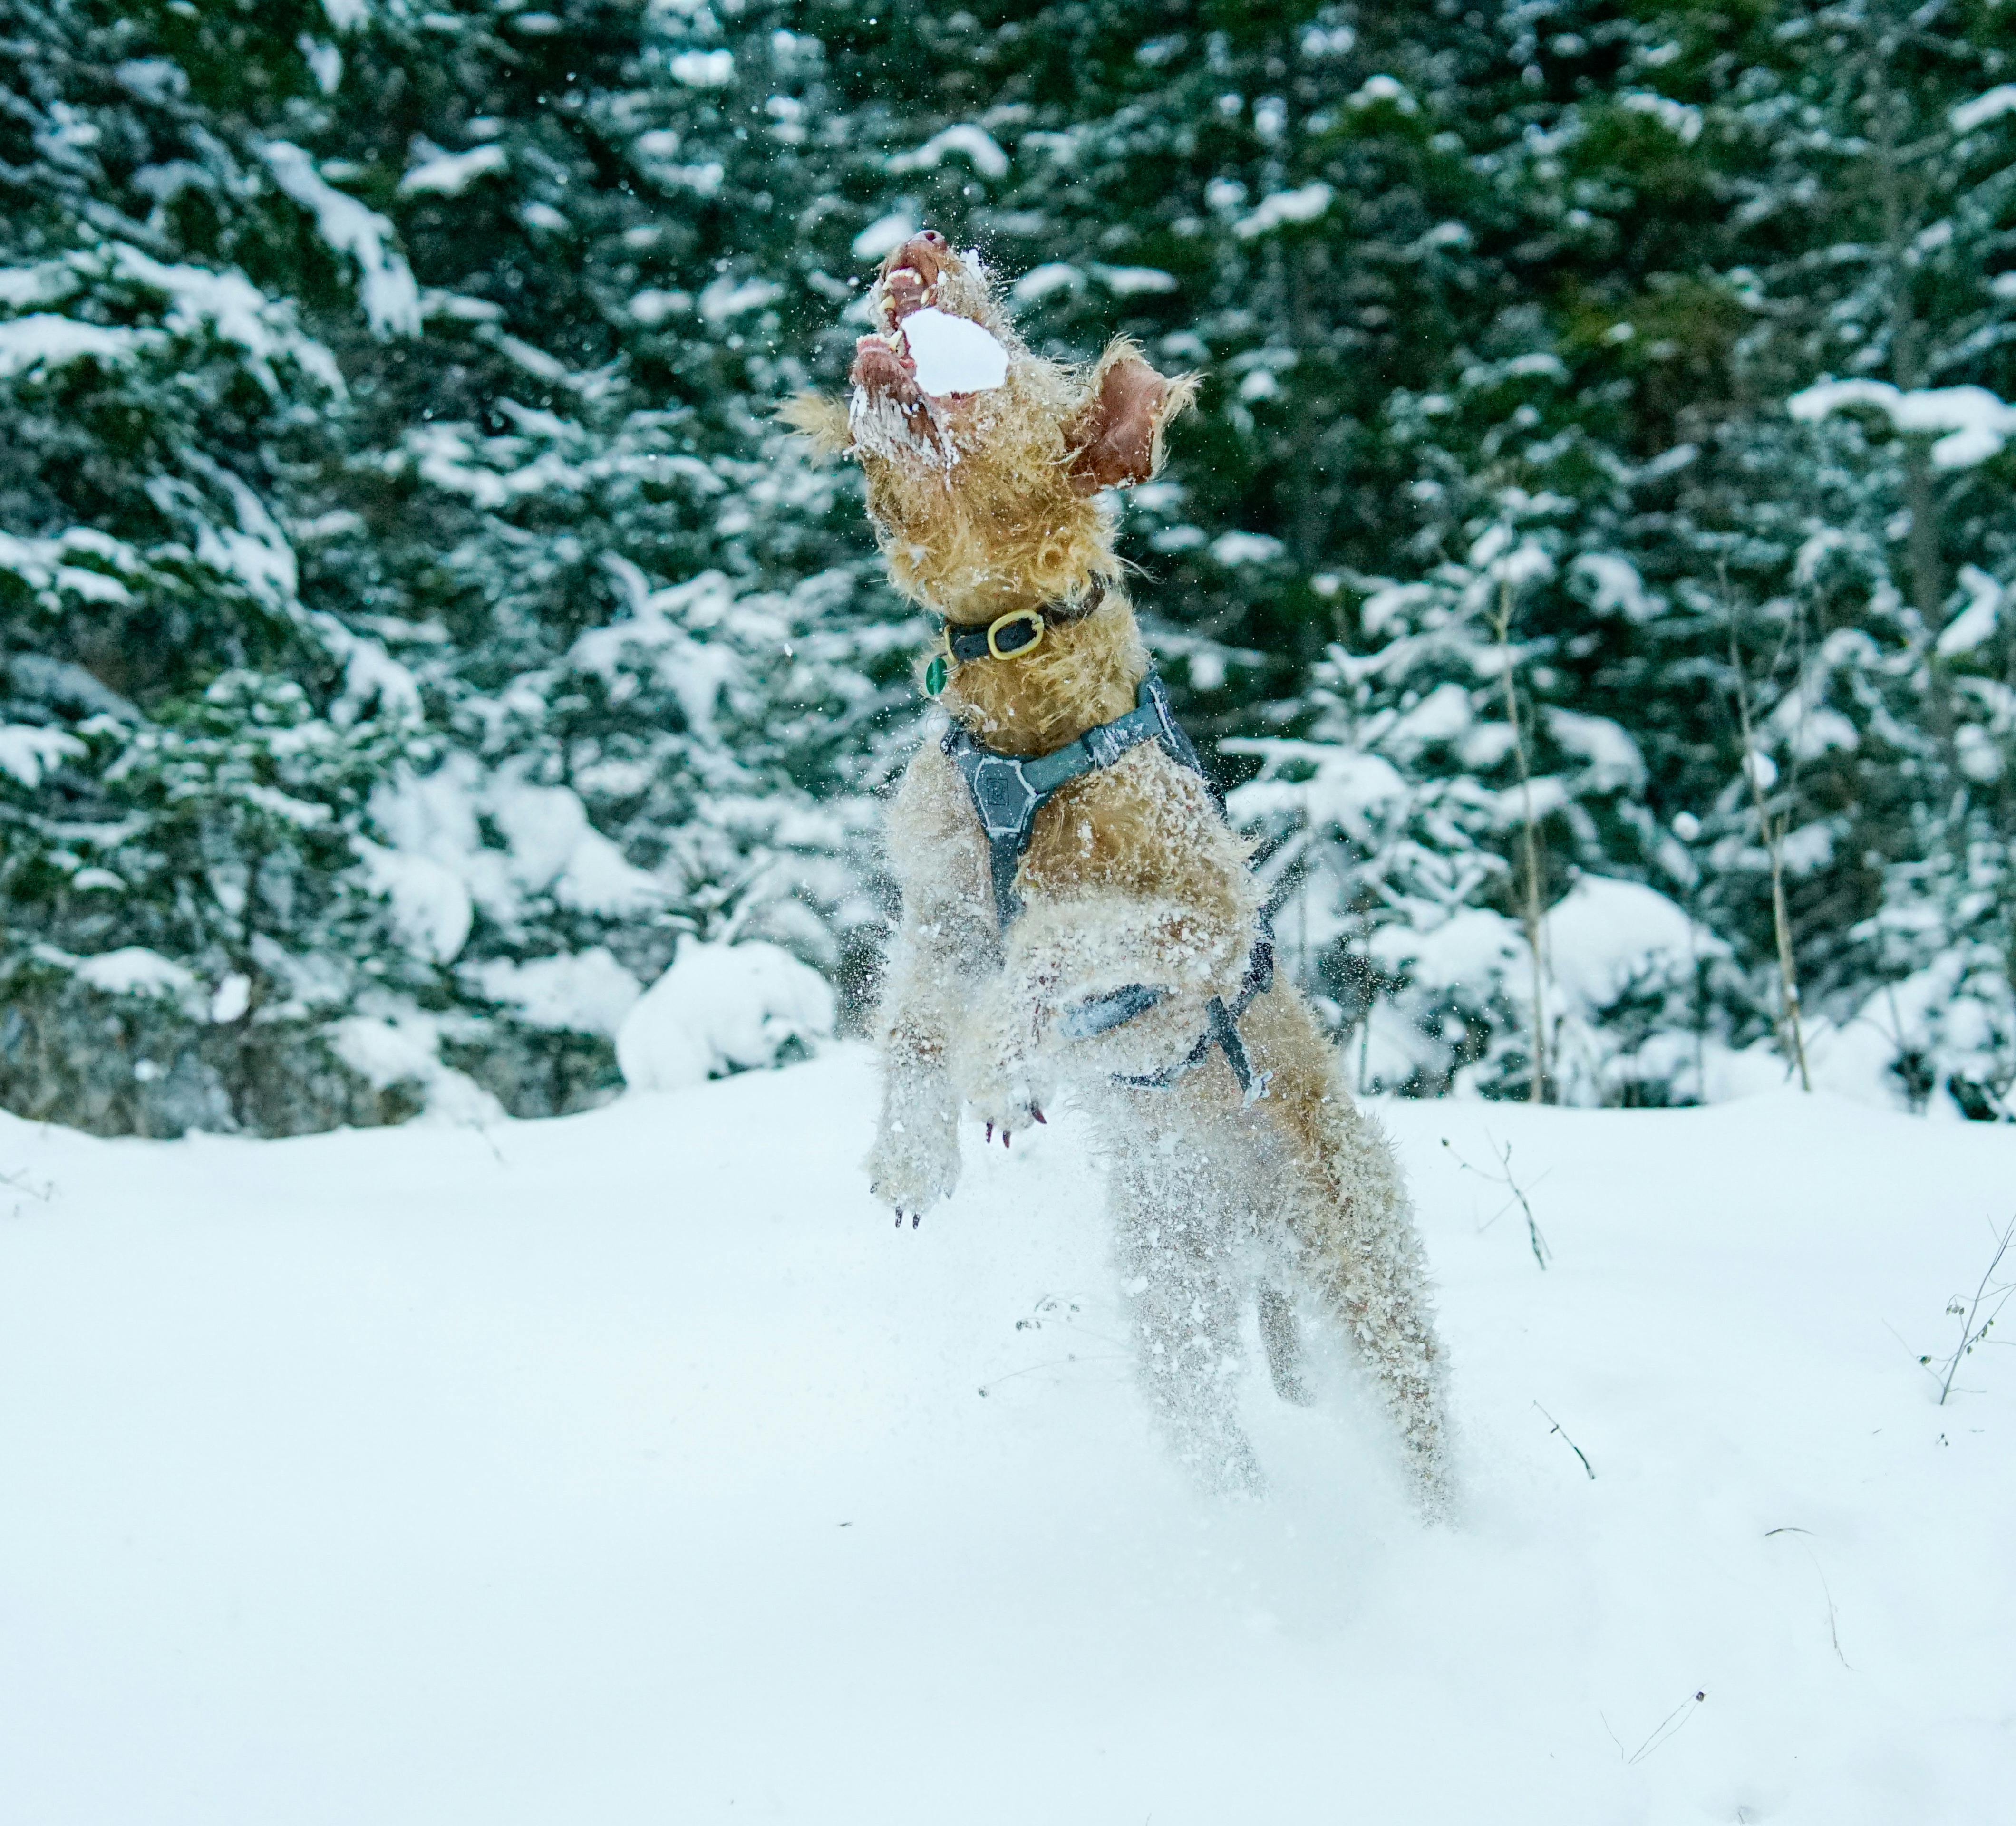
[617,939,835,1094]
[899,308,1008,396]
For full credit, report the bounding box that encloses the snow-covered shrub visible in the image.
[1228,512,1722,1103]
[616,940,836,1093]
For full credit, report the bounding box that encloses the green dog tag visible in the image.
[924,653,948,697]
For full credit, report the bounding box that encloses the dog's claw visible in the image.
[911,1210,921,1229]
[894,1208,903,1228]
[1002,1129,1012,1149]
[1031,1105,1047,1124]
[984,1122,993,1144]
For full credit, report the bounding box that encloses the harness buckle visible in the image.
[986,608,1045,660]
[965,753,1041,841]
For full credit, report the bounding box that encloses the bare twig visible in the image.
[1533,1401,1594,1478]
[1726,599,1812,1092]
[1444,1133,1551,1268]
[1492,559,1551,1103]
[460,1119,508,1169]
[1926,1216,2016,1406]
[1,1165,56,1215]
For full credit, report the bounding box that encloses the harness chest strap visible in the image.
[942,672,1203,927]
[941,671,1272,1098]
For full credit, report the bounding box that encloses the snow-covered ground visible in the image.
[2,1051,2011,1824]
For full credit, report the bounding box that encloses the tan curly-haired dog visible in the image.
[786,232,1451,1509]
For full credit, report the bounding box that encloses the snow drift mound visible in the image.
[615,937,835,1092]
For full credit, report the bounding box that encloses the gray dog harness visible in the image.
[942,672,1274,1097]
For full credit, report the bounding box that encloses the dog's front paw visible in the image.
[955,1048,1052,1148]
[864,1107,961,1229]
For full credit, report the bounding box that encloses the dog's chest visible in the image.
[1015,747,1222,903]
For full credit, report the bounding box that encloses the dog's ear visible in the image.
[1065,342,1198,494]
[778,390,853,456]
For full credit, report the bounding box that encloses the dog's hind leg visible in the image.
[1106,1101,1262,1496]
[1295,1100,1452,1515]
[1244,989,1454,1515]
[1258,1284,1314,1406]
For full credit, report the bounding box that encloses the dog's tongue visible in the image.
[900,307,1008,396]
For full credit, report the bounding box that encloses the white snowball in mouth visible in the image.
[900,306,1009,396]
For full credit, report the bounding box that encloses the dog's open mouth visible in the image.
[852,233,1009,412]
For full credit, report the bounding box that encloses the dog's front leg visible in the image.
[952,964,1056,1143]
[866,912,977,1222]
[867,743,997,1221]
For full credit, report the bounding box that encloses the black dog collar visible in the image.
[937,579,1106,667]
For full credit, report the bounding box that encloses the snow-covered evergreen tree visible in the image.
[6,0,2015,1129]
[3,0,914,1130]
[0,1,429,1132]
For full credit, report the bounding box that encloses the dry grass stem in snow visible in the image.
[1764,1527,1852,1669]
[1533,1401,1594,1479]
[1928,1215,2016,1406]
[1442,1132,1551,1269]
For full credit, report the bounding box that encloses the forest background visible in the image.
[4,0,2014,1136]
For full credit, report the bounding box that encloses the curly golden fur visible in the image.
[787,233,1452,1510]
